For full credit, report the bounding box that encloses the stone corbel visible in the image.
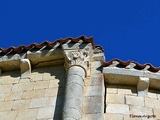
[64,48,92,77]
[20,59,31,79]
[137,77,150,97]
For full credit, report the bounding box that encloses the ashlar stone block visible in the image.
[106,104,129,114]
[105,113,123,120]
[0,85,12,94]
[0,101,13,111]
[106,94,124,104]
[37,107,55,119]
[30,98,48,108]
[12,82,34,92]
[0,94,5,101]
[153,108,160,119]
[34,81,49,90]
[118,85,137,95]
[125,95,144,106]
[0,77,19,85]
[0,111,17,120]
[12,99,30,110]
[22,89,46,99]
[5,92,22,101]
[129,106,153,115]
[106,85,118,94]
[16,108,39,120]
[145,97,160,109]
[82,113,103,120]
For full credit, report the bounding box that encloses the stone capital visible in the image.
[64,48,92,77]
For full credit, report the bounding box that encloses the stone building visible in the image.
[0,36,160,120]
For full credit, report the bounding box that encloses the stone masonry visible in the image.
[0,65,66,120]
[0,36,160,120]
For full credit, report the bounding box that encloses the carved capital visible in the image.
[64,48,92,77]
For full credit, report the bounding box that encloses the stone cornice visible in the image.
[103,67,160,90]
[0,37,97,72]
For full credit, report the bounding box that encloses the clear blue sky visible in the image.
[0,0,160,67]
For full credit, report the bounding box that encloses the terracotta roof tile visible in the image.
[0,36,96,54]
[103,58,160,73]
[0,36,159,73]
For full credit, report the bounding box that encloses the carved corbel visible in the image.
[20,59,31,79]
[137,77,149,97]
[64,48,92,77]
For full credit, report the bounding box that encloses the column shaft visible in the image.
[63,66,85,120]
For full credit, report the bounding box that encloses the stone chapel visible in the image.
[0,36,160,120]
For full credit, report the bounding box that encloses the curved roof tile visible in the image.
[0,36,95,54]
[103,58,160,73]
[0,36,159,73]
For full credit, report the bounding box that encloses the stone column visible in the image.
[62,48,92,120]
[63,66,85,119]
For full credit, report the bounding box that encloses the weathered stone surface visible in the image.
[0,85,12,94]
[34,81,49,90]
[30,98,48,108]
[84,74,103,86]
[145,97,160,109]
[31,74,43,81]
[45,88,64,97]
[0,101,13,111]
[125,95,144,106]
[0,111,17,120]
[106,85,118,94]
[5,92,22,101]
[12,82,34,92]
[37,107,55,119]
[49,79,65,88]
[106,94,124,104]
[0,77,19,85]
[67,75,84,87]
[137,77,149,97]
[124,114,141,120]
[45,96,64,107]
[63,67,84,119]
[104,113,123,120]
[16,108,39,120]
[153,108,160,119]
[19,78,30,83]
[0,94,5,101]
[157,93,160,100]
[12,99,30,110]
[82,113,103,120]
[83,103,103,114]
[63,108,81,120]
[118,85,137,95]
[83,96,102,106]
[22,89,46,99]
[84,85,102,97]
[148,90,158,99]
[106,104,129,114]
[42,73,54,81]
[129,106,153,115]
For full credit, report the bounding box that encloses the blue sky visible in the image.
[0,0,160,67]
